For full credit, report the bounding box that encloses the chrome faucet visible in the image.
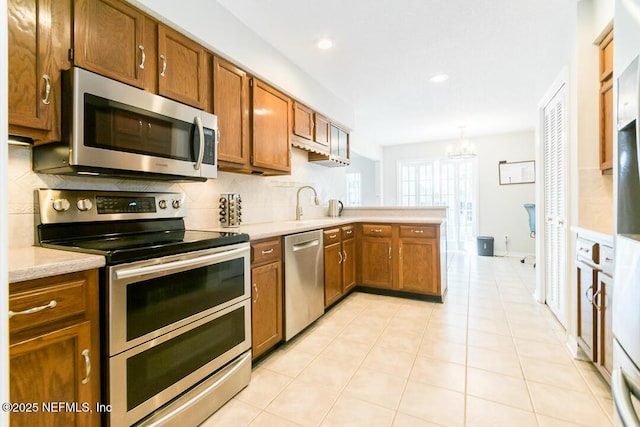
[296,186,320,220]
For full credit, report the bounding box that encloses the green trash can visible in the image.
[477,236,494,256]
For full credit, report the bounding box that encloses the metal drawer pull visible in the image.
[371,229,383,233]
[612,368,640,427]
[345,230,353,235]
[253,284,258,303]
[329,234,337,239]
[160,54,167,77]
[412,229,424,234]
[42,74,51,105]
[604,257,613,263]
[261,248,274,255]
[9,300,57,318]
[338,251,343,264]
[138,45,146,69]
[81,349,91,384]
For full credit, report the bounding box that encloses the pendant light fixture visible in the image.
[447,126,476,159]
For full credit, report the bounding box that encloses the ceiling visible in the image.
[216,0,576,149]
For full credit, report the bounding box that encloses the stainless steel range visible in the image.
[36,189,252,427]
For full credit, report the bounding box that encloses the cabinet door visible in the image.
[157,25,208,109]
[251,262,283,359]
[600,78,614,172]
[398,238,438,295]
[251,79,292,173]
[577,261,597,361]
[74,0,146,88]
[314,114,330,147]
[293,102,314,140]
[597,273,614,376]
[10,321,98,427]
[360,237,392,288]
[324,242,343,307]
[214,56,250,168]
[8,0,70,141]
[342,238,356,293]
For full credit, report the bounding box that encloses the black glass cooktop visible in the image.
[39,220,248,265]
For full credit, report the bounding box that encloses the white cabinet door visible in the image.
[542,83,568,327]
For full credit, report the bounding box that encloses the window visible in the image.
[398,158,477,250]
[346,172,362,206]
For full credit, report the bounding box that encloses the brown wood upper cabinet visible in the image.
[314,113,331,147]
[157,25,208,109]
[293,102,314,140]
[9,270,100,427]
[75,0,207,109]
[214,56,251,169]
[251,79,292,174]
[8,0,72,142]
[599,29,614,174]
[74,0,150,89]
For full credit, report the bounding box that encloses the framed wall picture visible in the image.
[499,160,535,185]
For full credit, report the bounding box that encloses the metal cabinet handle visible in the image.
[160,54,167,77]
[585,287,594,303]
[592,289,603,311]
[9,300,57,318]
[42,74,51,105]
[342,250,347,262]
[138,45,146,69]
[261,248,274,255]
[388,246,392,259]
[613,368,640,427]
[399,247,403,257]
[412,229,424,234]
[345,230,353,235]
[371,229,382,233]
[253,284,258,303]
[81,349,91,385]
[338,251,343,264]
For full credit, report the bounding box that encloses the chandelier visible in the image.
[447,126,477,159]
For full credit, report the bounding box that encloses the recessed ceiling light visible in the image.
[429,74,449,83]
[316,38,334,50]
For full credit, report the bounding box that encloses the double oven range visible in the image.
[36,189,252,426]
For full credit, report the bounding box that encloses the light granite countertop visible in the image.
[8,246,105,284]
[8,215,444,282]
[203,216,445,241]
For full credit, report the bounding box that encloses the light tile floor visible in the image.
[201,253,614,426]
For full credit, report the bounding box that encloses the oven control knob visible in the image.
[172,200,181,209]
[52,198,71,212]
[158,200,167,209]
[76,198,93,211]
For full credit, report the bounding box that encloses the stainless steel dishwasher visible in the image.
[284,229,324,340]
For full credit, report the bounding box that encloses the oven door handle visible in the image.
[114,247,247,280]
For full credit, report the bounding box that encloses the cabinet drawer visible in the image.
[576,238,599,264]
[324,228,341,246]
[399,225,436,238]
[10,278,88,335]
[341,225,355,240]
[361,224,392,237]
[599,244,614,276]
[252,238,282,265]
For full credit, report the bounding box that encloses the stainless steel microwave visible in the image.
[33,67,218,181]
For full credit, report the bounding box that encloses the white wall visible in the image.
[345,154,380,206]
[381,131,536,255]
[8,146,346,248]
[594,0,615,37]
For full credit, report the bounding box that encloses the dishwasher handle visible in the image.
[292,239,320,252]
[613,367,640,427]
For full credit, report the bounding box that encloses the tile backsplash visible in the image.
[8,145,346,248]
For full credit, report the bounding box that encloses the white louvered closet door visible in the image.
[543,84,567,327]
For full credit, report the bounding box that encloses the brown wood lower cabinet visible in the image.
[577,259,597,361]
[597,271,614,377]
[250,238,283,359]
[9,270,100,427]
[357,223,444,298]
[323,225,356,307]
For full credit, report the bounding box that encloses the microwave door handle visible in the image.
[194,116,204,171]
